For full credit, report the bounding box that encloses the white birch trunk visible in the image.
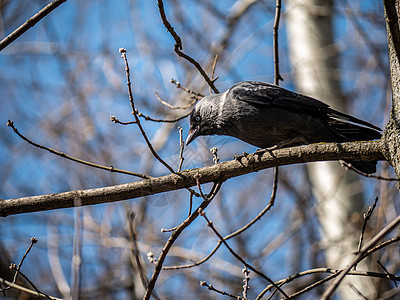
[286,0,376,298]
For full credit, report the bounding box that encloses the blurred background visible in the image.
[0,0,397,299]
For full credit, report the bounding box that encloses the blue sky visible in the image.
[0,1,392,299]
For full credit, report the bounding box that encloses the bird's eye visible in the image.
[194,116,201,123]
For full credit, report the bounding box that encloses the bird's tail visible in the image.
[328,118,381,174]
[328,119,382,141]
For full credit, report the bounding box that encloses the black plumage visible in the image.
[186,81,381,174]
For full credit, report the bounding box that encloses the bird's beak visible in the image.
[186,127,199,146]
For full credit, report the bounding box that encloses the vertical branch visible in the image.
[177,127,185,172]
[273,0,283,85]
[271,0,282,214]
[143,197,218,300]
[71,199,82,300]
[157,0,219,93]
[119,48,175,174]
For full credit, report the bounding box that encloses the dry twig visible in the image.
[199,209,289,299]
[0,0,67,51]
[7,119,150,179]
[157,0,219,93]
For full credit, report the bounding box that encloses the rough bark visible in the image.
[0,141,384,216]
[382,0,400,179]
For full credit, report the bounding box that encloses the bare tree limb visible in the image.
[0,141,384,217]
[273,0,283,85]
[157,0,219,93]
[199,209,289,299]
[257,267,400,300]
[143,187,221,300]
[7,120,151,180]
[0,0,67,51]
[0,277,61,300]
[383,0,400,64]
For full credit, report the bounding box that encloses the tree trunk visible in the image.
[286,0,376,298]
[383,0,400,179]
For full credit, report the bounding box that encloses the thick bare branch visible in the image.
[0,141,384,217]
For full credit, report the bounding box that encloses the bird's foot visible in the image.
[233,152,249,162]
[255,145,278,158]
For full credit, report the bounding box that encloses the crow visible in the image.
[186,81,381,173]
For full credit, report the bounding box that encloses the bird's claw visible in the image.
[233,152,249,162]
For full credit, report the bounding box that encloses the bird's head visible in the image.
[186,94,223,146]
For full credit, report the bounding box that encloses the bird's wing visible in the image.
[229,81,381,131]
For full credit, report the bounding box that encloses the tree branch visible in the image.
[321,213,400,299]
[0,0,67,51]
[0,141,384,217]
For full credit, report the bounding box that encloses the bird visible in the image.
[186,81,381,174]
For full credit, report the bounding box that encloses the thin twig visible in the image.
[160,190,194,233]
[224,166,278,240]
[355,196,379,268]
[199,209,289,299]
[256,267,400,300]
[170,79,205,98]
[157,0,219,93]
[194,173,222,201]
[162,167,278,270]
[112,112,191,124]
[118,51,200,200]
[178,127,185,172]
[0,0,67,51]
[155,92,197,109]
[340,160,399,181]
[242,266,250,299]
[209,54,219,94]
[281,273,337,300]
[7,120,151,179]
[200,281,242,299]
[210,147,219,164]
[321,214,400,300]
[0,277,61,300]
[9,265,51,299]
[188,191,194,217]
[119,48,175,174]
[143,190,221,300]
[12,237,38,284]
[160,225,179,233]
[377,260,398,287]
[162,241,222,270]
[137,110,191,123]
[1,238,54,299]
[1,237,37,291]
[127,212,161,300]
[364,236,400,259]
[110,116,136,125]
[348,282,369,300]
[273,0,284,85]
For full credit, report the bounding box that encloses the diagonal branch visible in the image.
[321,213,400,299]
[157,0,219,93]
[0,141,384,217]
[0,0,67,51]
